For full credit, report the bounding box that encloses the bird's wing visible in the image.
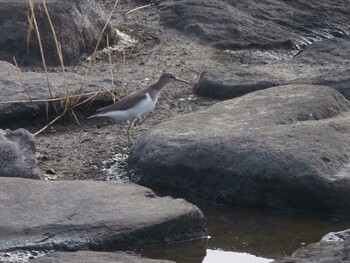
[96,91,147,113]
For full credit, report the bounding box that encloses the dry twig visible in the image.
[79,0,120,93]
[28,0,56,111]
[125,4,151,15]
[13,57,37,112]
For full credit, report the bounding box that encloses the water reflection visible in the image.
[203,249,272,263]
[201,203,350,259]
[140,202,350,262]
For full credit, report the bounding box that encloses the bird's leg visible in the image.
[127,119,137,147]
[126,121,132,146]
[134,118,141,126]
[130,118,137,129]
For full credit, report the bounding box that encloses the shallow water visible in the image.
[2,189,349,263]
[102,154,350,262]
[137,203,350,263]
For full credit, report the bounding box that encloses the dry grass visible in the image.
[13,57,37,113]
[125,4,151,15]
[3,0,122,135]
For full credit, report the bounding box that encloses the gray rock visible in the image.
[293,39,350,98]
[30,251,174,263]
[194,69,282,100]
[129,84,350,215]
[194,38,350,100]
[292,38,350,66]
[273,241,350,263]
[159,0,349,50]
[0,0,115,66]
[0,128,41,179]
[322,229,350,242]
[162,1,350,101]
[274,229,350,263]
[0,178,206,251]
[0,61,115,126]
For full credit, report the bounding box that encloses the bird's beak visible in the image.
[174,77,192,84]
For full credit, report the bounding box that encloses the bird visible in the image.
[87,72,191,146]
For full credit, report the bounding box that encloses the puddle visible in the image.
[138,203,350,263]
[101,156,350,262]
[3,203,350,263]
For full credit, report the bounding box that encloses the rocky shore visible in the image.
[0,0,349,262]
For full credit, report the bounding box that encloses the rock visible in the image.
[0,178,206,251]
[159,0,349,50]
[292,38,350,99]
[273,241,350,263]
[273,229,350,263]
[161,1,350,101]
[0,0,116,66]
[30,251,174,263]
[129,84,350,215]
[0,250,46,263]
[0,128,41,179]
[0,61,116,126]
[194,38,350,100]
[292,38,350,66]
[194,69,282,100]
[322,229,350,242]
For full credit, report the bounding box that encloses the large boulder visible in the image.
[129,84,350,215]
[159,0,349,50]
[0,128,41,179]
[0,61,115,126]
[194,69,282,100]
[0,0,116,65]
[194,38,350,100]
[0,178,206,251]
[160,1,350,101]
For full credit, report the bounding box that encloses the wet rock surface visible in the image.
[0,178,206,252]
[0,0,115,66]
[195,38,350,100]
[129,84,350,215]
[0,250,46,263]
[322,229,350,242]
[0,128,41,179]
[160,0,350,50]
[274,241,350,263]
[29,251,174,263]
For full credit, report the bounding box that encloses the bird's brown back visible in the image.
[96,90,148,113]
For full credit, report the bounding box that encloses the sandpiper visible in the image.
[88,73,190,145]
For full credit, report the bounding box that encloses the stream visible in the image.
[104,153,350,262]
[138,203,350,262]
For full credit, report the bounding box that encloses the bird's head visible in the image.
[158,72,191,86]
[159,72,176,84]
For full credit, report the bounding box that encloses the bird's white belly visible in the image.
[102,93,156,121]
